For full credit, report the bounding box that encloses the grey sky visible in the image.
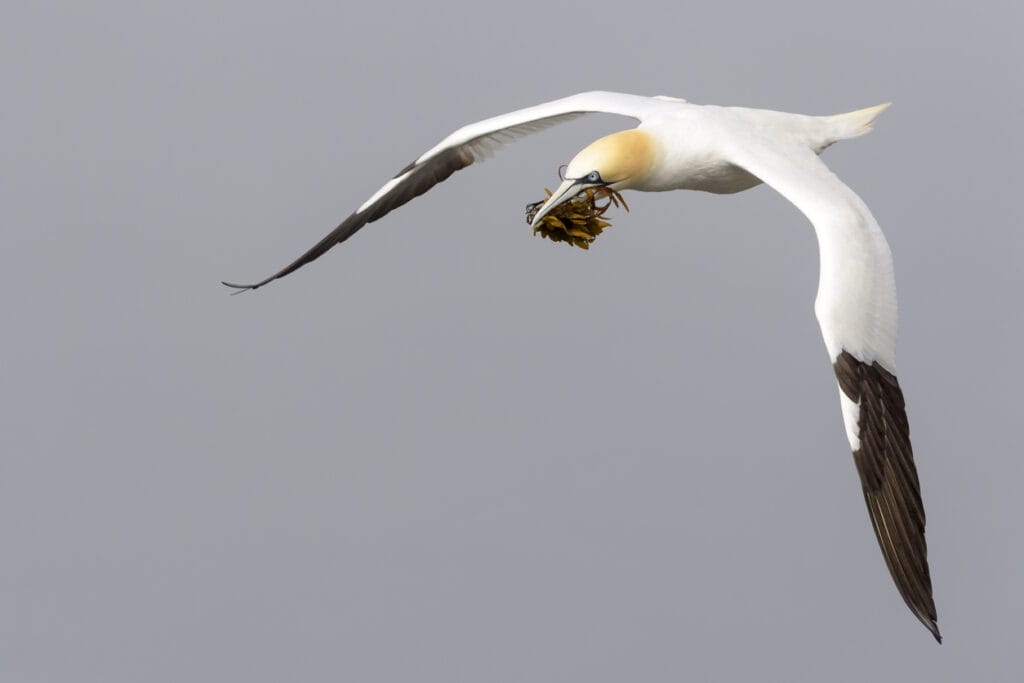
[2,1,1022,681]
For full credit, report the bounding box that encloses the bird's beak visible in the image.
[529,178,600,227]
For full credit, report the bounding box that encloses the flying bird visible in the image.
[224,91,941,641]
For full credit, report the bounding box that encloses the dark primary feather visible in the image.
[220,104,609,292]
[834,351,941,643]
[221,147,474,291]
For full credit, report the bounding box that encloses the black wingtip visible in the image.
[221,281,258,295]
[929,622,942,644]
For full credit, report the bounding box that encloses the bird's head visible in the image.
[528,129,655,227]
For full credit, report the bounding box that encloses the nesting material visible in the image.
[525,187,629,249]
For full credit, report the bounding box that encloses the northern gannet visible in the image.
[224,91,941,642]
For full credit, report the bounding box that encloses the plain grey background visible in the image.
[2,1,1021,681]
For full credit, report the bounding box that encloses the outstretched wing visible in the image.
[723,136,941,642]
[223,91,664,291]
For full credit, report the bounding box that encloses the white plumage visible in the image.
[224,92,940,642]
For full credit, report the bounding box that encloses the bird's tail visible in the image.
[823,102,892,141]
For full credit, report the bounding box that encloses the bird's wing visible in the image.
[723,138,941,642]
[223,91,663,290]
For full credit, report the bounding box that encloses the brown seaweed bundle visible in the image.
[525,186,629,249]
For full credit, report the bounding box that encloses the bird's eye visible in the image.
[586,171,601,182]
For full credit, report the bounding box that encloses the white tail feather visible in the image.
[825,102,892,141]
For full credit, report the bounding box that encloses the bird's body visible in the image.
[627,111,763,193]
[225,92,940,642]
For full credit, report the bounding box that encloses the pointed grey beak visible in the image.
[529,177,601,227]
